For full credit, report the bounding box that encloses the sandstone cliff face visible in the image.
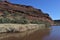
[0,1,53,25]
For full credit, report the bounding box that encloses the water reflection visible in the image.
[1,26,60,40]
[43,26,60,40]
[0,29,51,40]
[21,29,51,40]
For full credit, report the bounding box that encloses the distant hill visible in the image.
[54,20,60,25]
[0,1,53,25]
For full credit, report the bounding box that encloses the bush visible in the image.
[0,17,29,24]
[30,20,44,24]
[3,11,10,17]
[30,20,39,24]
[16,19,28,24]
[0,18,11,23]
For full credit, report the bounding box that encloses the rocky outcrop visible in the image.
[0,1,53,25]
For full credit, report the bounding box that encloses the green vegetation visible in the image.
[0,17,29,24]
[0,18,11,23]
[12,18,29,24]
[30,20,43,24]
[3,11,9,15]
[45,23,51,28]
[0,17,51,26]
[0,10,51,27]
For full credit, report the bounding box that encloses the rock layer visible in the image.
[0,1,53,25]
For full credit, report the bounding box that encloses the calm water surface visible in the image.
[43,26,60,40]
[20,26,60,40]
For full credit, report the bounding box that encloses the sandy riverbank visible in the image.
[0,24,51,40]
[0,24,46,33]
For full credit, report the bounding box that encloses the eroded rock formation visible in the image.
[0,1,53,25]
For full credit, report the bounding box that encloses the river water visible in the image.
[0,26,60,40]
[21,26,60,40]
[43,26,60,40]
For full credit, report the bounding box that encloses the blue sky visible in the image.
[9,0,60,20]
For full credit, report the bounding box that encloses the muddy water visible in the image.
[0,26,60,40]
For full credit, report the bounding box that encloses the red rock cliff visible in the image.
[0,1,53,25]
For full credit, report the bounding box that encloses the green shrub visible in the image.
[0,18,11,23]
[3,11,10,17]
[16,19,28,24]
[30,20,39,24]
[30,20,44,24]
